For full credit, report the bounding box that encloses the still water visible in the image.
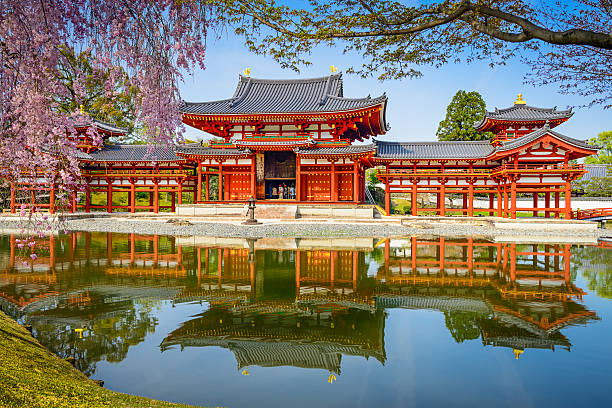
[1,232,611,407]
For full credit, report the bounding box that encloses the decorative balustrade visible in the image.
[491,163,585,175]
[82,168,193,177]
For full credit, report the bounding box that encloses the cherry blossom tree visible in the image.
[0,0,210,239]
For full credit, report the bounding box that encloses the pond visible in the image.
[1,232,611,407]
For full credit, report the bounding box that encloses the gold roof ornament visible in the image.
[242,368,250,376]
[330,65,338,74]
[243,68,251,77]
[327,371,337,384]
[74,327,86,339]
[513,348,524,359]
[514,93,526,105]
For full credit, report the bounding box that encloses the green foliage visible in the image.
[55,47,138,137]
[574,170,612,197]
[443,311,483,343]
[366,168,380,187]
[391,198,411,215]
[436,90,493,141]
[584,131,612,164]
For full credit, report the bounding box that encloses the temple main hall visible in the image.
[5,73,599,219]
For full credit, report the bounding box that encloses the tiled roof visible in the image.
[475,104,572,128]
[296,144,375,155]
[580,164,612,181]
[175,144,249,156]
[374,140,495,159]
[83,145,184,162]
[180,74,387,115]
[496,125,596,152]
[74,119,128,135]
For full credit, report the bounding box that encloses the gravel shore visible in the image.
[1,217,607,242]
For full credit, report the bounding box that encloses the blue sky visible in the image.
[178,31,610,143]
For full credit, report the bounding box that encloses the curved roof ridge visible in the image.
[229,77,253,108]
[235,73,343,84]
[378,140,492,144]
[326,94,385,102]
[493,104,572,114]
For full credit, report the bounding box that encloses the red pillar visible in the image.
[555,191,560,219]
[171,192,176,212]
[178,181,183,205]
[439,182,446,216]
[130,180,136,213]
[218,161,223,201]
[544,192,550,218]
[497,188,503,217]
[196,161,202,203]
[250,155,256,198]
[153,181,159,213]
[352,251,358,291]
[10,182,16,213]
[331,160,338,202]
[107,181,113,213]
[564,180,572,219]
[411,181,417,216]
[295,250,301,293]
[468,181,474,217]
[50,186,55,214]
[353,161,359,202]
[510,180,517,219]
[533,192,538,217]
[489,193,494,216]
[384,178,391,216]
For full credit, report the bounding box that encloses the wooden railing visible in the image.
[82,168,193,177]
[573,208,612,220]
[378,168,492,177]
[492,163,585,174]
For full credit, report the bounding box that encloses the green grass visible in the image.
[0,311,196,408]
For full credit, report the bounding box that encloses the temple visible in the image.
[3,75,598,219]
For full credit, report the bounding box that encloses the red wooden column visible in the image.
[554,192,560,219]
[353,161,359,202]
[130,179,136,213]
[218,161,223,201]
[10,182,16,213]
[250,154,256,198]
[153,180,159,213]
[106,180,113,213]
[178,181,183,205]
[411,180,418,216]
[296,156,302,201]
[69,191,76,213]
[330,251,336,290]
[462,193,468,215]
[509,243,516,281]
[439,237,445,273]
[197,247,201,285]
[196,161,202,203]
[384,165,391,216]
[439,181,446,216]
[497,187,503,217]
[544,192,550,218]
[564,180,572,219]
[489,193,494,216]
[503,185,509,218]
[533,192,538,217]
[171,192,176,212]
[510,179,517,219]
[49,186,56,214]
[330,160,338,202]
[468,180,474,217]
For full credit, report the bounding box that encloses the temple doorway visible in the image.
[263,151,296,200]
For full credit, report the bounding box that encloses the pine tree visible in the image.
[436,91,492,141]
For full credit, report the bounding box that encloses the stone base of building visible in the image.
[175,203,379,219]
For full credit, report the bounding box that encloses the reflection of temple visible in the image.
[376,238,597,356]
[0,233,600,375]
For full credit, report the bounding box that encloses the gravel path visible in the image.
[1,217,606,241]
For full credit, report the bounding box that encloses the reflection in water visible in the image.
[0,233,603,382]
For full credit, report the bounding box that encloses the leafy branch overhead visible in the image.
[217,0,612,107]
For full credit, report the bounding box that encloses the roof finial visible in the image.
[330,65,338,74]
[514,93,526,105]
[243,67,251,77]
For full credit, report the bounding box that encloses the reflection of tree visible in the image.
[443,311,484,343]
[573,246,612,299]
[30,298,159,376]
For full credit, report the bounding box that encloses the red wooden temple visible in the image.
[4,75,599,218]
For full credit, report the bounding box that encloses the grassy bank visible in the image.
[0,311,195,408]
